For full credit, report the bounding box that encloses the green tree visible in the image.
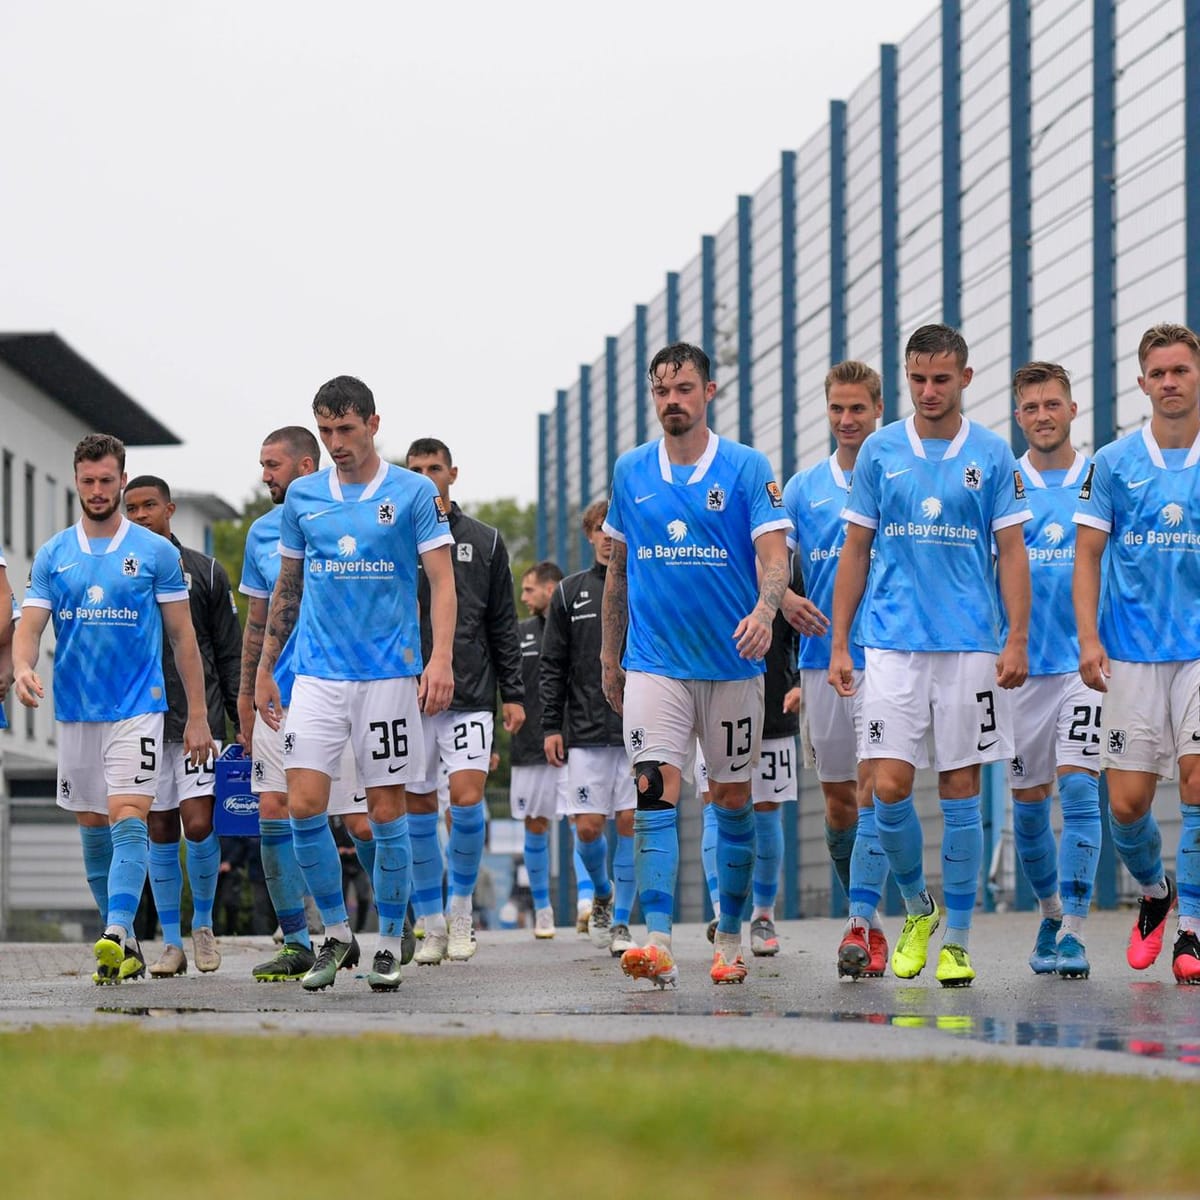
[468,497,537,610]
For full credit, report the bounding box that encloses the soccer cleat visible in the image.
[1029,916,1063,975]
[891,902,941,979]
[192,927,222,973]
[252,943,316,982]
[621,943,678,989]
[447,913,477,961]
[837,926,870,979]
[1128,878,1176,970]
[367,949,402,992]
[710,947,748,985]
[1056,933,1090,980]
[864,928,889,978]
[610,923,636,957]
[149,944,188,978]
[706,918,718,944]
[534,907,556,939]
[1173,930,1200,985]
[589,892,614,949]
[401,915,417,965]
[575,904,592,935]
[300,935,360,991]
[414,929,448,965]
[120,941,148,982]
[936,943,975,988]
[92,933,124,986]
[750,917,780,957]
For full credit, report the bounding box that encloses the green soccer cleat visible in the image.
[119,940,148,981]
[890,902,941,979]
[92,933,124,986]
[936,943,976,988]
[252,942,316,982]
[367,949,402,992]
[301,935,360,992]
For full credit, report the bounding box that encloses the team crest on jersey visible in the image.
[122,555,139,577]
[706,484,726,512]
[576,785,590,805]
[253,761,265,783]
[60,779,72,800]
[456,542,474,562]
[1107,729,1126,756]
[1013,470,1027,501]
[630,727,645,753]
[1010,756,1025,778]
[377,501,396,526]
[765,481,784,509]
[1078,462,1095,501]
[434,496,451,524]
[867,720,884,744]
[963,464,982,491]
[283,732,296,755]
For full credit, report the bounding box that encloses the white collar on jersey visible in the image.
[73,515,133,555]
[1140,421,1200,469]
[1018,449,1086,490]
[657,430,719,484]
[826,451,851,491]
[328,457,389,503]
[904,413,970,460]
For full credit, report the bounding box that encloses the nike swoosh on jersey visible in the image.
[634,493,656,503]
[1127,479,1152,489]
[572,598,591,609]
[885,468,912,479]
[52,562,80,574]
[304,507,339,520]
[809,497,832,508]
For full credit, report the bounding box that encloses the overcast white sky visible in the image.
[1,1,934,512]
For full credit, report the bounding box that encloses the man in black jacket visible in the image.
[124,476,241,975]
[542,500,636,954]
[405,439,525,964]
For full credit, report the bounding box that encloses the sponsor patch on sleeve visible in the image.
[1013,470,1027,502]
[765,481,784,509]
[1077,462,1095,501]
[434,496,450,524]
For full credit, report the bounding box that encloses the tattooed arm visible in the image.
[254,555,304,730]
[733,529,789,660]
[237,596,268,751]
[600,538,629,716]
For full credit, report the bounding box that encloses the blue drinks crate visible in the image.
[213,744,260,836]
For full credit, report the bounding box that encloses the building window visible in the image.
[2,450,12,547]
[24,462,36,558]
[66,487,76,525]
[45,475,57,539]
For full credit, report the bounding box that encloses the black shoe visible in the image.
[401,915,416,966]
[252,943,317,982]
[301,935,360,992]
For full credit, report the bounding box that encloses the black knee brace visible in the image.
[635,760,671,810]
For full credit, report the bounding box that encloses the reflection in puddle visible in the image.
[96,1007,287,1018]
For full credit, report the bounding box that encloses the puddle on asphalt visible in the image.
[96,1007,287,1017]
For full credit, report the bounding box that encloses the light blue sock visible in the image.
[259,818,310,948]
[524,829,551,911]
[290,813,348,926]
[107,817,149,937]
[753,808,783,912]
[448,800,486,899]
[1058,773,1102,917]
[714,801,754,935]
[408,810,445,918]
[148,840,184,947]
[573,828,595,906]
[824,821,856,900]
[613,833,635,926]
[79,825,113,918]
[1109,809,1164,890]
[350,832,376,877]
[185,831,221,930]
[701,803,719,910]
[1012,797,1058,900]
[1177,805,1200,920]
[874,795,927,909]
[576,830,613,900]
[634,807,678,936]
[848,806,889,921]
[941,796,983,941]
[370,815,411,941]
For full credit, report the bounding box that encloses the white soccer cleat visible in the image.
[414,930,448,966]
[534,907,556,939]
[447,913,477,961]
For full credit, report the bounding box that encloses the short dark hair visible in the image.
[648,342,711,386]
[825,360,882,404]
[74,433,126,472]
[263,425,321,465]
[1137,323,1200,370]
[905,324,969,368]
[406,437,453,467]
[124,475,172,501]
[312,376,375,420]
[523,560,563,585]
[1012,361,1072,400]
[581,499,608,534]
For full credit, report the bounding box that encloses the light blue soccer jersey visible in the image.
[0,549,12,731]
[783,453,865,670]
[23,519,188,722]
[239,506,300,706]
[603,432,791,681]
[279,460,452,681]
[843,415,1031,653]
[1073,423,1200,663]
[1018,451,1089,676]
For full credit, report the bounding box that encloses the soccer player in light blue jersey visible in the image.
[255,377,457,993]
[1073,323,1200,986]
[783,360,892,980]
[830,325,1032,988]
[1007,362,1102,980]
[601,342,794,988]
[13,434,216,984]
[236,426,323,982]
